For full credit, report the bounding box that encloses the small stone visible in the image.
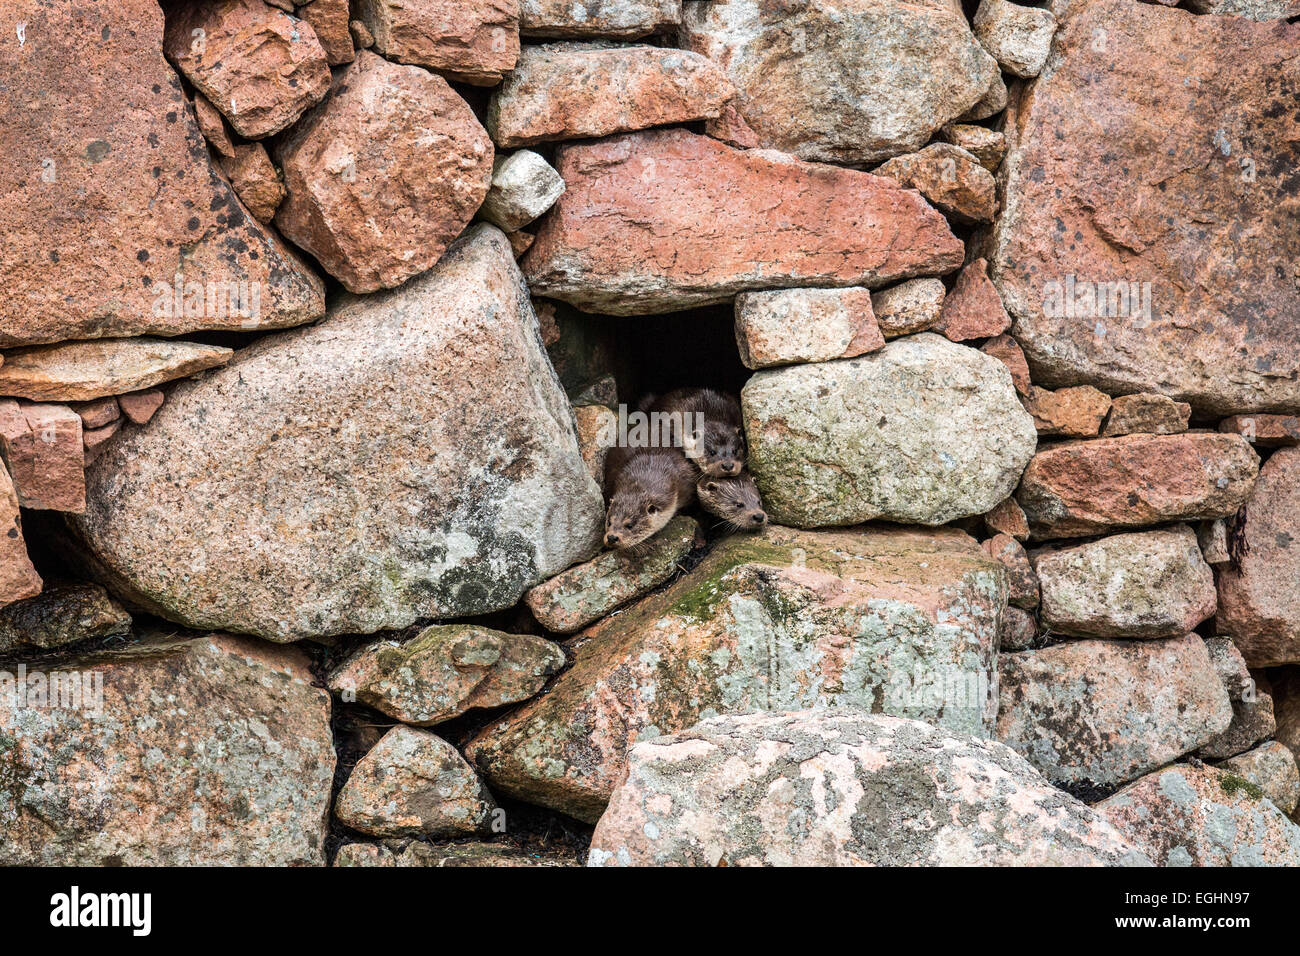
[335,726,495,839]
[873,144,998,224]
[572,404,614,491]
[0,401,85,512]
[298,0,354,65]
[734,288,883,370]
[358,0,519,84]
[1101,393,1191,437]
[704,101,761,149]
[935,259,1011,342]
[870,278,945,339]
[73,398,120,431]
[218,143,286,224]
[335,840,576,867]
[1219,414,1300,448]
[0,582,131,653]
[981,334,1031,395]
[1219,742,1300,816]
[506,231,535,258]
[478,150,566,233]
[959,71,1007,121]
[1000,606,1041,651]
[1197,637,1275,760]
[1022,385,1112,438]
[117,390,165,426]
[973,0,1057,78]
[82,420,122,466]
[349,18,375,48]
[0,338,233,403]
[525,515,699,633]
[984,497,1030,541]
[520,0,678,38]
[0,465,41,609]
[1196,518,1231,566]
[192,92,236,158]
[938,123,1007,171]
[487,44,734,148]
[982,533,1038,610]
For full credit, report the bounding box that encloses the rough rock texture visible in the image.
[742,334,1037,528]
[1001,605,1041,651]
[1184,0,1300,22]
[589,711,1149,866]
[871,278,945,338]
[0,0,325,347]
[938,123,1007,171]
[335,726,495,838]
[163,0,333,139]
[1220,742,1300,816]
[1220,415,1300,449]
[0,402,85,512]
[997,635,1232,793]
[0,339,232,403]
[960,70,1006,121]
[81,420,121,466]
[982,533,1038,610]
[934,259,1010,342]
[1097,763,1300,866]
[1101,393,1190,437]
[0,467,41,608]
[982,334,1031,395]
[335,840,576,867]
[524,515,699,633]
[218,143,285,224]
[972,0,1056,78]
[0,583,131,654]
[985,497,1030,541]
[523,129,964,314]
[479,151,566,233]
[488,44,735,148]
[0,634,335,865]
[193,92,236,157]
[521,0,678,38]
[72,399,120,432]
[298,0,355,65]
[358,0,518,83]
[274,50,493,294]
[734,288,883,370]
[1197,637,1275,760]
[1033,527,1215,639]
[1215,446,1300,667]
[329,624,565,725]
[572,404,613,489]
[467,525,1008,821]
[679,0,1000,164]
[118,390,164,426]
[1022,385,1110,438]
[988,0,1300,415]
[873,144,997,224]
[1016,433,1259,540]
[67,227,604,642]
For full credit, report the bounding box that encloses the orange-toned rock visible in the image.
[0,338,232,403]
[299,0,355,65]
[935,258,1010,342]
[359,0,518,83]
[1016,433,1260,540]
[873,143,997,224]
[524,129,964,314]
[218,143,285,224]
[118,390,165,426]
[82,420,122,465]
[0,465,41,608]
[193,92,236,158]
[0,0,325,347]
[988,0,1300,415]
[1022,384,1111,438]
[1219,414,1300,449]
[984,496,1030,541]
[0,401,85,512]
[164,0,333,139]
[488,44,733,147]
[274,51,494,293]
[73,398,120,431]
[982,333,1031,395]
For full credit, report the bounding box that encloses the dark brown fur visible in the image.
[603,444,697,550]
[644,388,746,477]
[697,472,768,532]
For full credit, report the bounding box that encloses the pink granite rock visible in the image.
[0,401,85,512]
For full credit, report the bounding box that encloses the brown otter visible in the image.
[602,444,697,550]
[644,388,746,477]
[696,472,768,532]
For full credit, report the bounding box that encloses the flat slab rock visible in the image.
[742,334,1037,528]
[0,582,131,655]
[358,0,520,85]
[335,840,576,867]
[997,635,1233,795]
[733,287,883,371]
[0,633,335,865]
[467,524,1008,822]
[0,0,325,347]
[67,226,603,642]
[0,338,232,403]
[1096,762,1300,866]
[523,128,963,315]
[520,0,679,38]
[589,711,1150,867]
[988,0,1300,415]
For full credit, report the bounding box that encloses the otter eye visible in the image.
[706,482,718,492]
[647,504,659,515]
[624,520,634,529]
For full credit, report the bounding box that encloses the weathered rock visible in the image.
[193,92,237,158]
[81,420,121,466]
[1276,670,1300,768]
[1197,638,1275,760]
[164,0,332,138]
[218,143,285,224]
[0,0,325,347]
[521,0,678,38]
[1022,385,1110,438]
[997,635,1232,793]
[984,497,1030,541]
[1016,433,1260,540]
[734,288,883,370]
[1184,0,1300,18]
[67,226,604,642]
[0,339,232,403]
[874,144,997,224]
[0,466,41,609]
[0,583,131,655]
[572,404,614,490]
[1196,518,1231,566]
[935,259,1010,342]
[299,0,355,65]
[938,123,1007,171]
[871,278,945,339]
[478,150,566,233]
[274,51,493,294]
[0,402,85,512]
[524,129,964,314]
[336,839,575,867]
[982,533,1038,610]
[467,525,1007,821]
[525,515,699,633]
[1220,742,1300,816]
[1219,415,1300,449]
[982,334,1031,395]
[350,18,376,47]
[988,0,1300,415]
[959,70,1007,121]
[742,334,1037,528]
[1001,605,1041,651]
[589,710,1149,866]
[1102,393,1191,437]
[489,44,734,148]
[1096,762,1300,866]
[335,726,495,839]
[117,390,165,426]
[679,0,1000,164]
[1033,526,1215,639]
[0,633,335,865]
[358,0,518,84]
[329,625,565,725]
[973,0,1056,78]
[73,398,120,431]
[1216,446,1300,667]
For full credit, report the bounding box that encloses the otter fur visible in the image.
[697,472,768,532]
[602,444,697,551]
[643,388,746,477]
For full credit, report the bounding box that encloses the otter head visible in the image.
[689,422,746,477]
[697,473,767,532]
[604,483,677,550]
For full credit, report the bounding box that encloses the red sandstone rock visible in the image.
[873,143,997,224]
[82,420,122,465]
[984,496,1030,541]
[218,143,286,224]
[982,532,1038,609]
[0,465,42,608]
[982,334,1031,395]
[299,0,355,65]
[118,390,165,426]
[935,258,1010,342]
[1220,415,1300,449]
[1101,393,1191,437]
[0,401,85,512]
[193,92,236,158]
[359,0,518,84]
[73,398,121,431]
[0,338,232,403]
[524,129,964,314]
[520,0,677,38]
[274,51,494,293]
[1022,384,1111,438]
[164,0,333,139]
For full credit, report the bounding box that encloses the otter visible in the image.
[602,444,697,550]
[697,472,768,532]
[644,388,746,477]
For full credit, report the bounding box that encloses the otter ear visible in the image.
[646,504,659,515]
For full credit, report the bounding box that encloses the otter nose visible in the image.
[750,511,767,525]
[605,532,622,547]
[721,461,739,474]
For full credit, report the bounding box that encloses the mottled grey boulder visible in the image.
[67,226,603,642]
[0,583,131,654]
[1197,637,1275,760]
[1220,742,1300,816]
[742,334,1037,528]
[589,710,1150,866]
